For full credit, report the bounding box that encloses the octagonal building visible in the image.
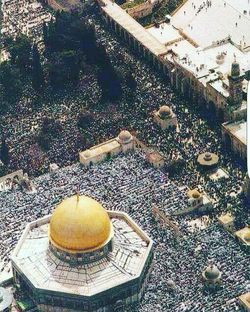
[11,194,153,312]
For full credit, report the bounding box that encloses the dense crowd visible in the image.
[0,152,248,311]
[1,0,51,41]
[0,0,247,223]
[0,2,249,311]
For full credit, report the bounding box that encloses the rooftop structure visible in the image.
[222,120,247,163]
[79,130,134,167]
[153,105,177,130]
[11,194,153,311]
[0,287,13,311]
[171,0,250,49]
[222,120,246,146]
[146,151,165,168]
[235,226,250,246]
[101,0,168,57]
[239,292,250,311]
[101,0,249,126]
[218,212,235,226]
[197,152,219,168]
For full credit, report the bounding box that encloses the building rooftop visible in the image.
[147,23,182,45]
[218,212,235,225]
[239,292,250,311]
[79,139,120,159]
[171,0,250,49]
[147,151,164,163]
[235,226,250,246]
[223,121,247,146]
[101,0,168,56]
[12,212,152,297]
[209,79,229,98]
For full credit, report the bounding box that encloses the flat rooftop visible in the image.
[171,0,250,48]
[101,0,168,56]
[147,23,182,45]
[12,212,151,296]
[80,138,120,159]
[165,40,250,79]
[223,121,247,145]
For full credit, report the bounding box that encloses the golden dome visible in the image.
[50,195,112,253]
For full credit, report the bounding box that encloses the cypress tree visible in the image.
[32,44,44,92]
[0,138,10,166]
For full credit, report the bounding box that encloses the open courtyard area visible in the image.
[0,151,249,311]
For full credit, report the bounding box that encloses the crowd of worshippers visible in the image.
[0,152,248,311]
[1,0,51,41]
[1,12,246,182]
[0,5,246,237]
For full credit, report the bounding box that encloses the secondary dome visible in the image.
[188,189,201,199]
[159,105,171,119]
[204,265,221,281]
[197,152,219,167]
[118,130,132,143]
[50,195,111,252]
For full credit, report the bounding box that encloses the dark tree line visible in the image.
[0,11,137,113]
[43,11,124,100]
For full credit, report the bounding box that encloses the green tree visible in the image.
[32,44,44,92]
[0,61,23,104]
[97,65,123,101]
[77,111,93,129]
[8,35,32,72]
[0,138,10,166]
[43,22,48,45]
[47,50,80,88]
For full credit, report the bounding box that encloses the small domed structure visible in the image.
[204,265,221,281]
[197,152,219,168]
[202,264,222,289]
[118,130,133,144]
[204,152,212,161]
[187,189,203,209]
[159,105,171,119]
[50,195,112,252]
[153,105,177,130]
[216,53,225,65]
[189,189,201,199]
[166,279,176,290]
